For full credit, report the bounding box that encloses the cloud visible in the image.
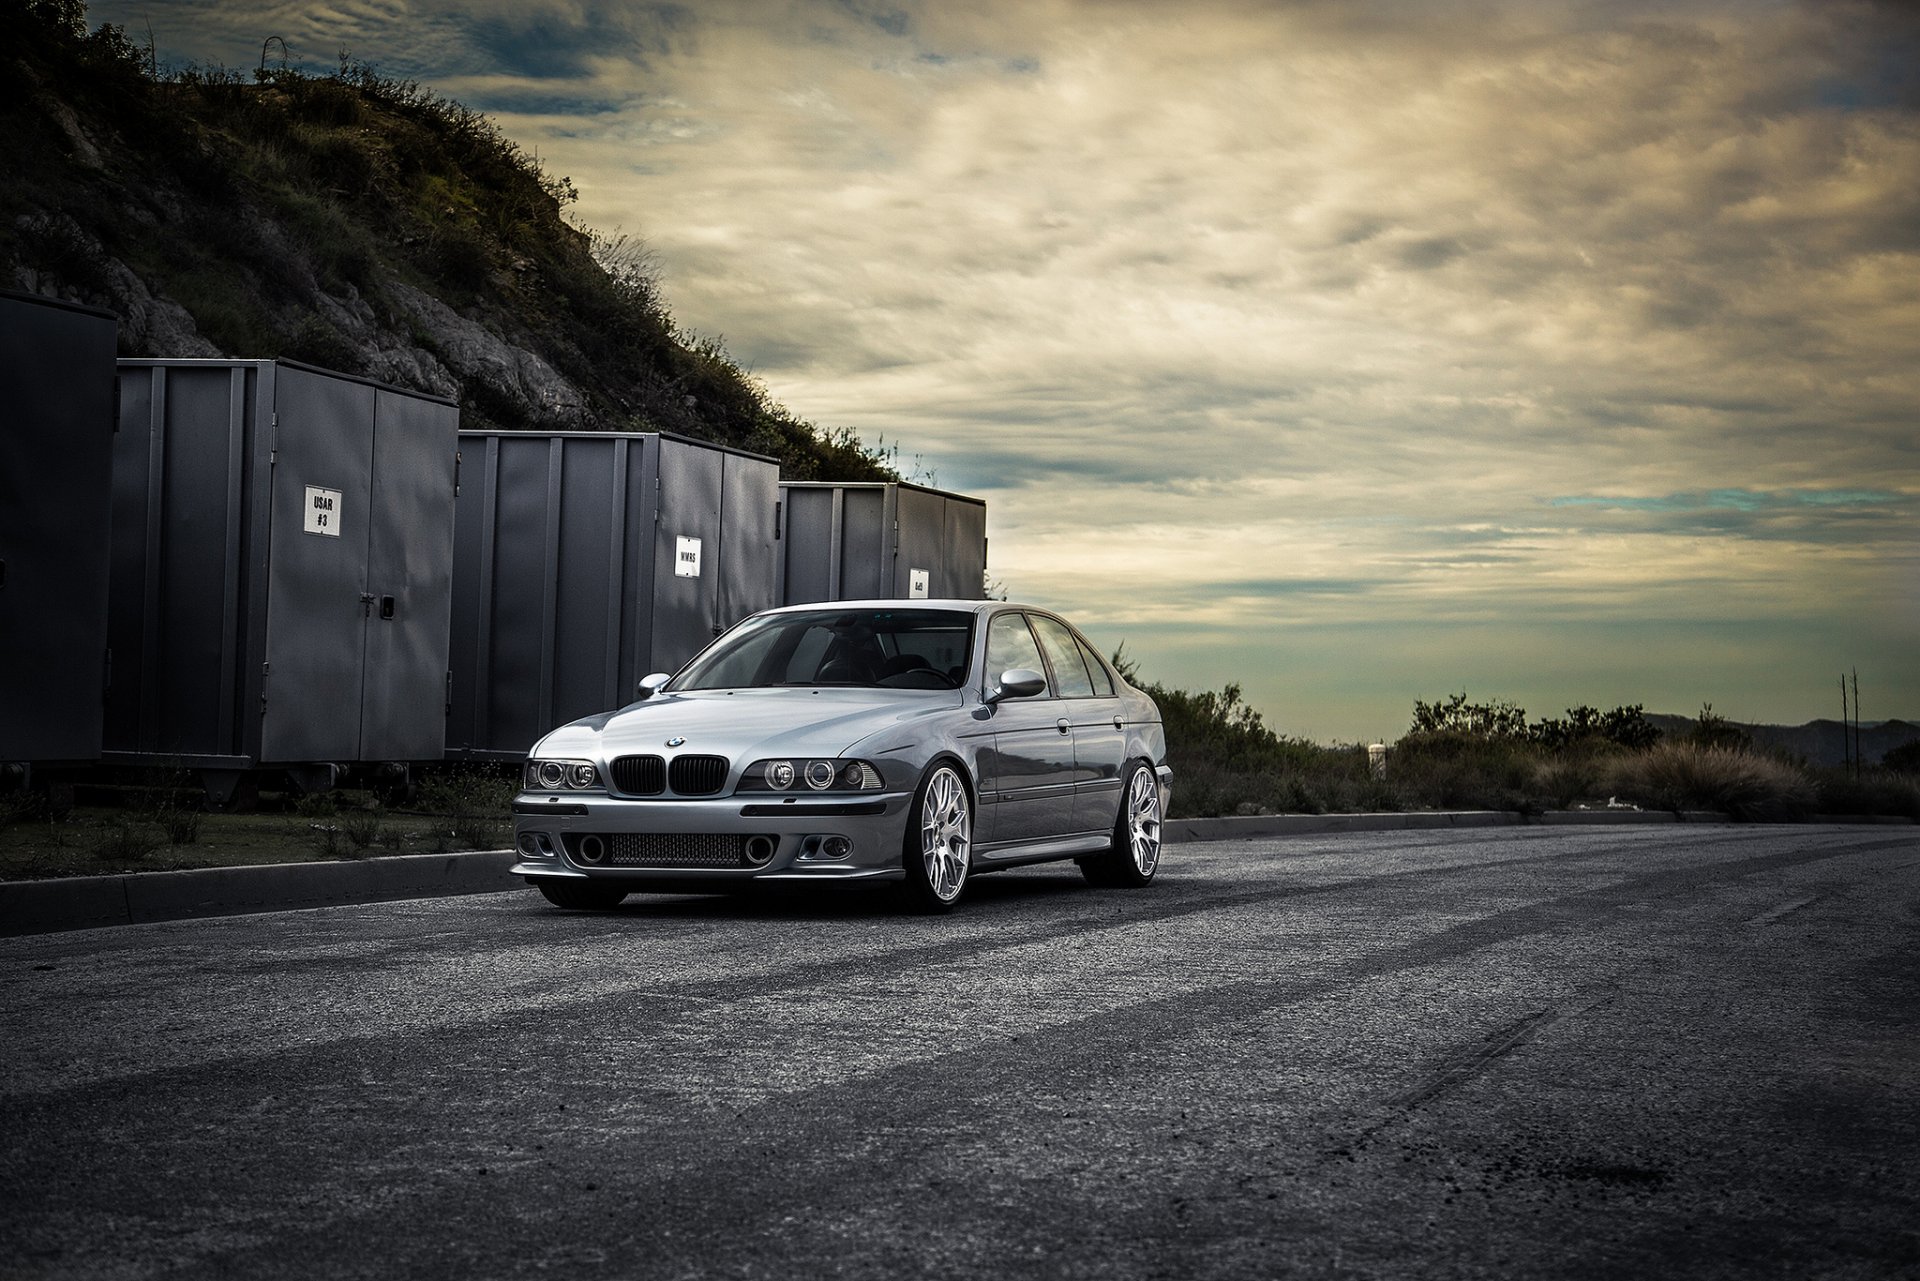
[88,0,1920,736]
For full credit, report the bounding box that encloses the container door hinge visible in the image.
[445,670,453,715]
[268,412,279,466]
[260,661,270,713]
[453,449,462,497]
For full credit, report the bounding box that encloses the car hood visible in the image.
[533,687,968,764]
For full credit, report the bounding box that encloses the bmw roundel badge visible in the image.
[665,736,687,748]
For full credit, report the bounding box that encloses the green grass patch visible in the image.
[0,772,517,882]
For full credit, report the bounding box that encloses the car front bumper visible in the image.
[508,789,915,885]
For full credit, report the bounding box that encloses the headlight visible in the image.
[739,759,884,792]
[525,758,602,791]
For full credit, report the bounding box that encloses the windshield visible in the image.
[674,609,976,691]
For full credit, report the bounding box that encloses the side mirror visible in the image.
[635,672,672,700]
[986,668,1047,705]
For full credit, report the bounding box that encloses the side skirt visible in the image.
[973,831,1112,868]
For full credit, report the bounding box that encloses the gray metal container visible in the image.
[0,291,119,765]
[104,360,459,780]
[778,481,988,605]
[448,431,780,759]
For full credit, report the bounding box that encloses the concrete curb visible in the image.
[0,849,518,939]
[1162,808,1735,842]
[3,809,1910,938]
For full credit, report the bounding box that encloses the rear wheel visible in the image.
[534,879,629,911]
[901,762,972,912]
[1080,761,1162,888]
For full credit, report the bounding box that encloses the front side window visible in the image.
[985,613,1052,697]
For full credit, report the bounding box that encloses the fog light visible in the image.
[517,833,538,855]
[820,835,852,860]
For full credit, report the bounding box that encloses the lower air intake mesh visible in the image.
[607,833,752,868]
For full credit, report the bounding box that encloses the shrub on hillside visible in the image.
[1605,744,1814,821]
[1531,751,1620,810]
[1410,692,1528,740]
[1531,704,1661,751]
[1812,770,1920,820]
[1881,739,1920,775]
[1120,653,1391,816]
[1687,703,1752,752]
[1388,731,1542,812]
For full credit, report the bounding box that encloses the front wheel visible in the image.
[1080,762,1162,888]
[901,763,972,912]
[534,879,630,911]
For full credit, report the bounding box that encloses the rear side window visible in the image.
[1076,636,1115,697]
[1030,615,1095,698]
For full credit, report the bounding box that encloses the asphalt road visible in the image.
[3,825,1917,1280]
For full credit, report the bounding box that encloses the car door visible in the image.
[1029,613,1127,835]
[974,611,1077,851]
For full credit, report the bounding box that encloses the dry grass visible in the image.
[1604,744,1816,821]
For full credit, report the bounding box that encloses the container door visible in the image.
[0,296,116,761]
[359,389,456,760]
[717,453,778,631]
[942,497,988,600]
[839,487,888,598]
[650,441,724,673]
[778,486,835,605]
[892,486,944,598]
[550,434,634,729]
[260,367,375,763]
[104,363,263,761]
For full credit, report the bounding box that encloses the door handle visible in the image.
[380,595,396,620]
[1056,718,1071,735]
[1113,716,1124,731]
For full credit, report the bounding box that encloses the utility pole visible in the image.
[1841,673,1852,772]
[1852,668,1863,776]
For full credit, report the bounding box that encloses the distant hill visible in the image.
[0,0,897,480]
[1645,713,1920,768]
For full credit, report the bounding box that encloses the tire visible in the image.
[901,762,972,912]
[1080,761,1162,888]
[534,879,630,911]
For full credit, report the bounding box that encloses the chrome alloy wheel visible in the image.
[1125,766,1162,876]
[919,765,972,903]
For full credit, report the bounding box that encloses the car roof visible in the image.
[758,599,1048,617]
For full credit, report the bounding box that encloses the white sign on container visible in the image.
[304,485,342,537]
[909,568,930,598]
[675,536,703,578]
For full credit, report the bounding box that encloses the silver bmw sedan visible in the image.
[510,600,1171,912]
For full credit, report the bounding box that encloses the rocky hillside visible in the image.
[1,0,897,480]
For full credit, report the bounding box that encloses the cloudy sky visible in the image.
[98,0,1918,740]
